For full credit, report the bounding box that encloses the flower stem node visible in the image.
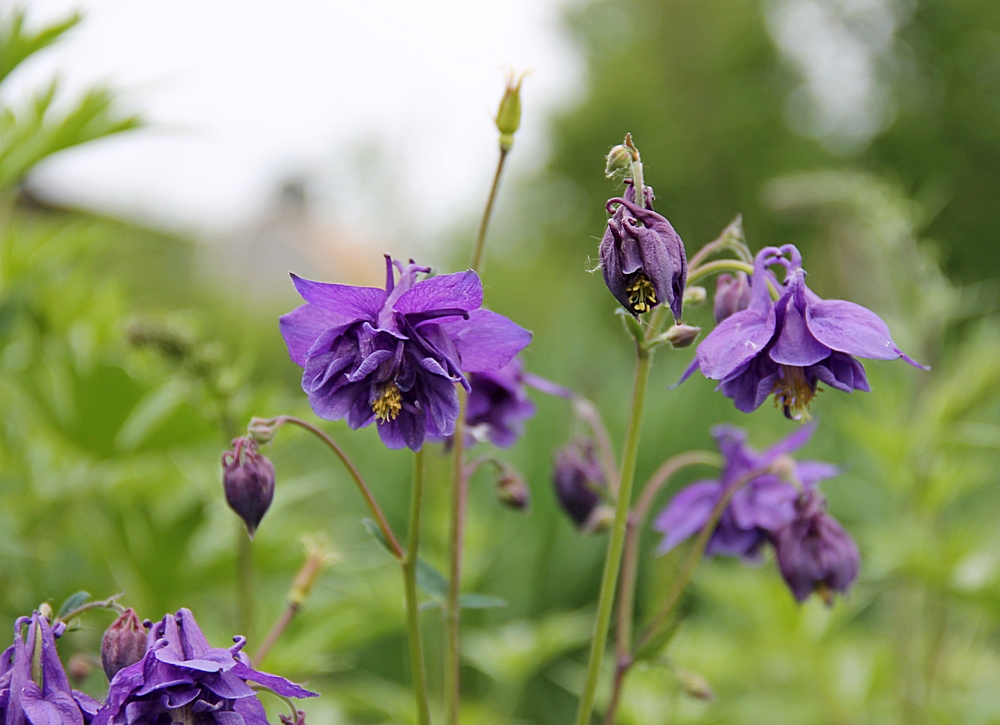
[100,608,148,681]
[222,436,276,540]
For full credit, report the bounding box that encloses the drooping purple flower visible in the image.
[552,439,608,529]
[655,423,837,560]
[465,357,573,448]
[681,245,926,420]
[599,181,688,321]
[222,436,276,539]
[0,612,100,725]
[280,256,531,451]
[770,489,860,603]
[95,609,316,725]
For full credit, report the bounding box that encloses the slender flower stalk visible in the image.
[471,149,509,272]
[405,450,432,725]
[686,258,754,286]
[253,416,404,559]
[445,391,468,725]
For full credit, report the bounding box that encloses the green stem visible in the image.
[238,530,254,639]
[574,349,653,725]
[686,259,754,286]
[55,593,125,624]
[404,450,432,725]
[275,416,404,559]
[471,147,509,272]
[445,391,468,725]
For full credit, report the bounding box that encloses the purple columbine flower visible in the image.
[655,423,837,560]
[599,181,688,321]
[681,245,926,420]
[465,357,573,448]
[280,256,531,451]
[0,612,101,725]
[770,489,860,604]
[552,439,608,529]
[95,609,316,725]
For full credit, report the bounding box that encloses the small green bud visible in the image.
[683,285,707,305]
[673,665,715,701]
[605,144,633,178]
[664,324,702,349]
[495,70,526,151]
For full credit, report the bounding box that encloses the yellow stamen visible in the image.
[626,274,657,314]
[372,382,402,422]
[772,365,819,421]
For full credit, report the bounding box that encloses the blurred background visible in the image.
[1,0,999,723]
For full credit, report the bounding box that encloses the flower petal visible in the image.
[441,310,532,373]
[695,307,776,380]
[805,298,905,361]
[394,270,483,316]
[290,274,384,320]
[654,481,722,553]
[769,296,831,366]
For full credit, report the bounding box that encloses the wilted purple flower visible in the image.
[771,489,860,603]
[0,612,101,725]
[713,272,751,323]
[681,245,926,420]
[553,439,607,528]
[101,608,148,681]
[95,608,316,725]
[600,181,688,321]
[280,256,531,451]
[222,436,276,539]
[465,357,573,448]
[655,423,837,560]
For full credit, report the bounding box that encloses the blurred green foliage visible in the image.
[1,2,999,725]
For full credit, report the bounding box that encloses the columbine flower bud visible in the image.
[222,436,276,539]
[713,272,752,323]
[771,490,859,604]
[495,70,525,152]
[495,467,530,511]
[683,285,707,305]
[101,608,148,681]
[605,144,633,178]
[664,324,702,349]
[552,439,606,529]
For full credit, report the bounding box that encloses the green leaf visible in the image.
[57,591,90,619]
[415,558,448,600]
[0,10,81,83]
[459,593,507,610]
[361,519,392,554]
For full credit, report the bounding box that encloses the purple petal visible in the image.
[175,609,213,659]
[231,664,318,698]
[19,685,83,725]
[290,274,384,320]
[233,697,271,725]
[441,310,532,373]
[394,270,483,316]
[695,306,776,380]
[200,671,255,699]
[757,420,818,466]
[729,476,797,531]
[795,460,840,486]
[718,357,779,413]
[654,481,723,553]
[769,295,831,367]
[214,712,247,725]
[279,306,352,367]
[805,298,905,361]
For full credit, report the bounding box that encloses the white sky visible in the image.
[6,0,585,236]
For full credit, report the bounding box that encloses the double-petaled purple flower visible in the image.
[655,424,858,602]
[600,181,687,321]
[0,612,101,725]
[681,245,925,420]
[655,424,836,560]
[280,256,531,451]
[465,357,573,448]
[771,489,860,603]
[96,609,316,725]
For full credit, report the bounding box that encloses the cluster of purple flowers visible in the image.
[0,609,315,725]
[655,424,859,603]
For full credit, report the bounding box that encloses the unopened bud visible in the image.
[682,285,707,305]
[713,272,752,323]
[222,436,276,539]
[496,468,530,511]
[247,416,280,445]
[101,608,148,681]
[770,454,798,485]
[664,324,702,349]
[582,504,615,534]
[553,439,607,530]
[604,144,633,178]
[495,70,526,151]
[673,665,715,701]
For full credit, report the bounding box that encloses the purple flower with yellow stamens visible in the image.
[655,423,837,560]
[680,245,926,420]
[280,256,531,451]
[599,181,687,321]
[95,609,316,725]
